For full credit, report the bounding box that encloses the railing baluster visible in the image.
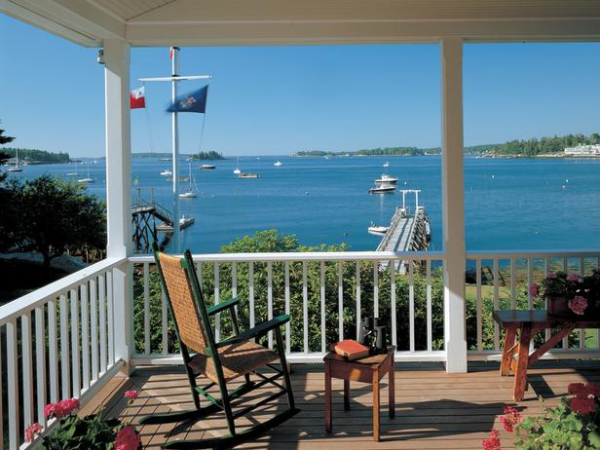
[35,306,47,425]
[99,275,107,374]
[493,259,499,351]
[214,262,220,343]
[106,270,115,365]
[320,261,326,353]
[476,259,482,352]
[232,262,238,299]
[579,257,585,349]
[426,260,432,352]
[510,258,516,309]
[81,283,90,391]
[143,262,150,355]
[70,289,80,398]
[161,287,168,355]
[390,262,397,347]
[338,261,344,341]
[47,299,59,403]
[267,261,273,348]
[21,312,34,430]
[545,257,551,342]
[303,261,308,354]
[284,262,290,353]
[355,261,361,339]
[374,262,379,319]
[409,260,415,352]
[249,262,255,329]
[7,319,19,450]
[90,278,99,383]
[60,294,71,398]
[562,257,569,350]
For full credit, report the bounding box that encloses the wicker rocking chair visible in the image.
[139,246,299,449]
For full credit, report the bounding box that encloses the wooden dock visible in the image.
[376,190,430,272]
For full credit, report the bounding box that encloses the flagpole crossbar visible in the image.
[139,75,212,82]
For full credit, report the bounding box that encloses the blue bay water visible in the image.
[11,156,600,253]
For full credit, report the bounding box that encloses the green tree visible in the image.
[8,176,106,273]
[0,124,15,183]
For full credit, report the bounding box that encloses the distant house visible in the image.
[564,144,600,156]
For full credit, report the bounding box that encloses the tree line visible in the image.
[2,147,70,164]
[487,133,600,157]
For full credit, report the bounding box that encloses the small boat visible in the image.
[78,164,94,183]
[368,223,389,235]
[383,161,389,168]
[274,161,282,167]
[239,173,260,179]
[369,185,396,194]
[233,156,241,175]
[374,174,398,185]
[159,158,171,161]
[160,169,173,176]
[179,163,198,199]
[200,164,216,170]
[233,168,242,175]
[7,149,23,172]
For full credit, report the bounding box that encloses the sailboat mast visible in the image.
[171,47,181,253]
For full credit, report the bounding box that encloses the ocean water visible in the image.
[10,155,600,253]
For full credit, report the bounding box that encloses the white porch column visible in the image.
[441,37,468,373]
[104,39,133,374]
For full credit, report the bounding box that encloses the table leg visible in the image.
[343,379,350,411]
[514,324,532,402]
[389,359,395,419]
[325,362,332,433]
[500,326,517,376]
[373,371,380,441]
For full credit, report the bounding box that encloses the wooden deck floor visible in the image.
[101,361,599,449]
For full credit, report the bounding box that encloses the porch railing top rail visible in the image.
[0,256,126,327]
[466,249,600,259]
[129,250,444,263]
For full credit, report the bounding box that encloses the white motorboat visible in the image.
[374,174,398,185]
[233,156,242,175]
[160,169,173,176]
[274,161,282,166]
[368,224,389,235]
[369,185,396,194]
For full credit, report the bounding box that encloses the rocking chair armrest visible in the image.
[217,314,290,347]
[208,297,240,316]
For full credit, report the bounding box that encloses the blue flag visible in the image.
[166,86,208,114]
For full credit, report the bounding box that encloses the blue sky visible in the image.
[1,13,599,158]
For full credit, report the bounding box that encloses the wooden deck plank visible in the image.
[108,361,599,450]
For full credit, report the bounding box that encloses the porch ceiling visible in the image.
[3,0,600,47]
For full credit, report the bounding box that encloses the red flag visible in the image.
[130,86,145,109]
[169,47,174,59]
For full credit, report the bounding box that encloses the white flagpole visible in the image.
[171,47,180,253]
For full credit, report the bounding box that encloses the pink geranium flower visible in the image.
[568,296,588,315]
[44,398,80,419]
[567,273,580,282]
[529,283,540,297]
[568,383,587,397]
[25,423,43,442]
[115,426,141,450]
[499,406,522,433]
[482,429,502,450]
[546,272,557,279]
[124,390,139,401]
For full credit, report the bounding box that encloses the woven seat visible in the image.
[189,341,279,383]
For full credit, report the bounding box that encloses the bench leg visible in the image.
[500,327,517,376]
[343,379,350,411]
[373,372,380,441]
[514,324,532,401]
[325,362,332,433]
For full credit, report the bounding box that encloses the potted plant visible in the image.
[529,271,590,316]
[483,382,600,449]
[25,390,142,450]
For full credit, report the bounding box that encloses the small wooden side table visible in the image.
[324,347,395,441]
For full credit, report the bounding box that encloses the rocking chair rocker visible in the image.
[139,246,299,449]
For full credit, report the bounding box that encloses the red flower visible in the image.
[568,296,588,315]
[124,390,139,400]
[571,397,596,415]
[482,429,502,450]
[587,383,600,398]
[25,423,43,442]
[529,283,540,297]
[499,406,522,433]
[568,383,587,397]
[567,273,581,282]
[44,398,80,419]
[115,426,141,450]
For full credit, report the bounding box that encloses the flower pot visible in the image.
[546,296,570,316]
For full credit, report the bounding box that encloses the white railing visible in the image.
[466,250,600,360]
[129,251,446,365]
[0,257,126,450]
